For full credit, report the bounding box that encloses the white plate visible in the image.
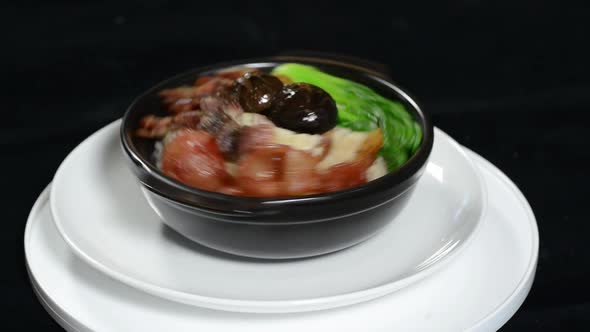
[50,120,486,313]
[26,151,538,331]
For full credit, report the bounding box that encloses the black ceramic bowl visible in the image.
[121,57,434,259]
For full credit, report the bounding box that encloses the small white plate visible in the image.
[26,151,538,331]
[50,121,485,313]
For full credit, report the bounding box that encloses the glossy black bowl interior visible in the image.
[121,57,434,223]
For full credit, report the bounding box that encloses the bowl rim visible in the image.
[120,56,434,211]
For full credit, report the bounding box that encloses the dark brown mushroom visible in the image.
[233,72,284,113]
[265,83,338,134]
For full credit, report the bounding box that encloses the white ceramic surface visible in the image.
[50,121,485,313]
[26,151,538,331]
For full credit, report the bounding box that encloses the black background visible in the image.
[4,0,590,330]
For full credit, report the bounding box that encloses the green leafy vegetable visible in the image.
[272,63,422,171]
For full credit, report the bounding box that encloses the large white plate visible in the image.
[25,151,538,331]
[50,120,485,313]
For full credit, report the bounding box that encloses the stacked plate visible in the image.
[25,120,538,331]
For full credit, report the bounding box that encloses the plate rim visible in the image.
[48,120,488,313]
[25,146,538,330]
[24,188,88,332]
[465,149,539,331]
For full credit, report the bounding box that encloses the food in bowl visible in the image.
[134,63,422,197]
[121,58,433,258]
